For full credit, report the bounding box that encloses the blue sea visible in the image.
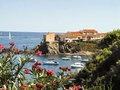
[0,31,90,72]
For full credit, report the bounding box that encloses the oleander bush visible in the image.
[0,43,82,90]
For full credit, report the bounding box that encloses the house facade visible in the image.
[44,32,55,42]
[57,29,106,42]
[44,29,106,42]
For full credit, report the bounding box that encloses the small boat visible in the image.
[73,56,81,59]
[82,59,89,62]
[30,58,37,62]
[62,57,71,60]
[43,61,59,65]
[71,62,84,68]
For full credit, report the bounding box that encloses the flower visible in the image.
[36,83,44,88]
[47,70,54,76]
[1,88,6,90]
[36,67,43,72]
[14,48,19,54]
[74,85,81,90]
[25,69,31,74]
[9,42,15,46]
[59,67,71,71]
[21,84,27,90]
[7,53,11,58]
[32,61,41,68]
[37,51,42,56]
[0,44,4,50]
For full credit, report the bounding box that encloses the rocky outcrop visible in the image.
[34,42,97,56]
[34,42,60,55]
[47,42,60,55]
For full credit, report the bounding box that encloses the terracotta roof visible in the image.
[82,29,98,32]
[44,32,55,35]
[57,33,107,38]
[97,33,107,36]
[67,32,82,34]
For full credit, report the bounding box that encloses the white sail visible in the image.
[9,32,12,39]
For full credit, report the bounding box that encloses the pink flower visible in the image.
[47,70,54,76]
[9,42,15,46]
[0,44,4,50]
[25,69,31,74]
[1,88,6,90]
[74,85,81,90]
[37,51,42,56]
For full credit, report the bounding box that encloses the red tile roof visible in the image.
[57,33,106,37]
[44,32,55,35]
[67,32,82,34]
[82,29,98,32]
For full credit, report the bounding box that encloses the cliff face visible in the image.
[36,42,60,55]
[47,42,60,54]
[35,42,97,55]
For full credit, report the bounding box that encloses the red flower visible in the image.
[59,67,62,69]
[74,85,81,90]
[68,68,71,71]
[36,83,44,88]
[9,42,15,46]
[21,84,27,90]
[14,48,19,53]
[1,88,6,90]
[32,61,41,68]
[59,67,71,71]
[36,67,43,72]
[7,53,11,58]
[47,70,54,76]
[25,69,31,74]
[37,51,42,56]
[35,61,41,65]
[0,44,4,50]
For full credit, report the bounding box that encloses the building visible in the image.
[44,29,107,42]
[44,32,55,42]
[57,29,106,42]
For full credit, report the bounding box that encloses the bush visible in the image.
[0,43,82,90]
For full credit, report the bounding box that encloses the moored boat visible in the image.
[71,62,84,68]
[43,61,59,65]
[62,57,71,60]
[73,56,81,59]
[82,59,89,62]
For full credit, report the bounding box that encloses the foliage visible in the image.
[59,42,98,53]
[75,29,120,90]
[0,43,79,90]
[99,29,120,48]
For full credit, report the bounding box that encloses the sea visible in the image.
[0,31,90,72]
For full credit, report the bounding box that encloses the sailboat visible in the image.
[9,32,12,39]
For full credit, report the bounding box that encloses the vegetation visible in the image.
[59,42,98,53]
[75,29,120,90]
[0,43,81,90]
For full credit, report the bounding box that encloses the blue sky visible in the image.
[0,0,120,33]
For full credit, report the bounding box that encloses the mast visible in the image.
[9,32,12,39]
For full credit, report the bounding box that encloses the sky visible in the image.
[0,0,120,33]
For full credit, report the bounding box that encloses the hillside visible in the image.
[75,29,120,90]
